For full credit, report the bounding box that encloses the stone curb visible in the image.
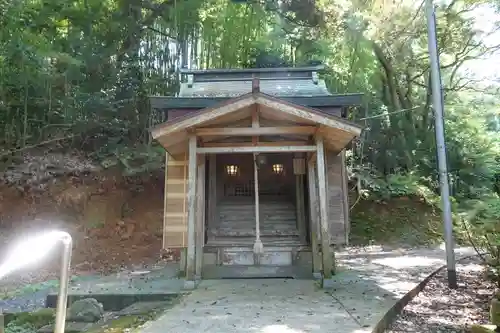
[371,254,480,333]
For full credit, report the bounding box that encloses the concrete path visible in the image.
[138,245,476,333]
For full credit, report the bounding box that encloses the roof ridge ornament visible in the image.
[252,76,260,93]
[312,71,319,85]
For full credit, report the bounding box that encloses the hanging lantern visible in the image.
[272,164,284,175]
[226,165,239,176]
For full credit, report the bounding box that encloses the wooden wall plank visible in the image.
[162,152,188,249]
[162,153,169,250]
[340,150,350,244]
[325,151,347,245]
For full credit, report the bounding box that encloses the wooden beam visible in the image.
[166,160,187,166]
[185,135,197,281]
[197,145,317,154]
[252,105,259,145]
[307,156,322,275]
[180,65,325,75]
[152,96,255,138]
[203,141,310,148]
[149,94,364,109]
[195,126,316,137]
[166,179,187,185]
[316,136,335,279]
[256,96,362,135]
[195,155,206,279]
[308,149,317,160]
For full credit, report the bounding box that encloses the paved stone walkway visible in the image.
[139,279,363,333]
[139,245,476,333]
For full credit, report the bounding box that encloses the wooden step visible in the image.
[206,233,305,244]
[202,265,312,279]
[208,230,300,238]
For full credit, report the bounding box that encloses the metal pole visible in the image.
[425,0,457,289]
[0,308,4,333]
[54,233,73,333]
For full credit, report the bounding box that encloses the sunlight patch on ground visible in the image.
[259,325,305,333]
[257,324,372,333]
[372,256,443,269]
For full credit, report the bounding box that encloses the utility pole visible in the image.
[425,0,458,289]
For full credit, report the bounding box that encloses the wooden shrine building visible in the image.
[149,66,364,286]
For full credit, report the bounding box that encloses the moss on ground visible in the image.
[1,275,84,300]
[86,313,160,333]
[86,315,145,333]
[350,196,445,247]
[1,280,59,300]
[4,308,55,331]
[87,295,182,333]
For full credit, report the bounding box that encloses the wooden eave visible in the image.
[149,93,363,109]
[150,92,364,156]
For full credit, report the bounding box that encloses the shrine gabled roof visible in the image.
[179,66,331,98]
[179,78,332,97]
[150,92,364,156]
[150,66,364,109]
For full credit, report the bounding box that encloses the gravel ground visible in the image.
[387,257,496,333]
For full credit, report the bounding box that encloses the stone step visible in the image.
[38,301,174,333]
[116,300,173,316]
[45,292,182,312]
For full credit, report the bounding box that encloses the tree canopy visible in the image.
[1,0,499,259]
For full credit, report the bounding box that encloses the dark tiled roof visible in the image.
[179,79,331,98]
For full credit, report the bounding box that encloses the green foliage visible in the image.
[350,196,444,246]
[5,322,37,333]
[4,308,55,333]
[0,0,499,260]
[98,144,166,176]
[457,195,500,283]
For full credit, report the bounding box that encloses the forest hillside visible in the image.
[0,0,499,284]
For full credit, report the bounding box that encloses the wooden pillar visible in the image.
[295,175,306,244]
[253,153,263,256]
[195,155,206,279]
[316,136,335,278]
[208,155,217,238]
[294,155,307,245]
[340,150,350,245]
[162,152,170,250]
[307,156,322,275]
[185,135,197,282]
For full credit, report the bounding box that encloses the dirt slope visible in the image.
[0,152,166,292]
